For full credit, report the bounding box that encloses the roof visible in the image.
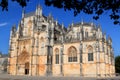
[24,12,35,18]
[69,22,96,27]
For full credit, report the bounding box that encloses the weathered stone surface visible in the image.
[8,4,115,78]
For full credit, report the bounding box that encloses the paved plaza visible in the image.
[0,73,119,80]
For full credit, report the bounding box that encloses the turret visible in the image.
[80,27,83,41]
[61,23,64,43]
[55,19,58,26]
[11,24,17,37]
[71,21,74,27]
[96,24,102,39]
[47,13,53,23]
[35,4,42,17]
[18,20,24,37]
[51,21,54,46]
[22,9,25,19]
[107,35,112,46]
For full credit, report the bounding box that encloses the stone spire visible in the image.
[22,8,25,19]
[61,23,64,43]
[98,23,102,31]
[55,19,58,25]
[51,21,54,46]
[11,24,16,37]
[48,13,53,23]
[35,4,42,16]
[62,23,64,29]
[81,18,84,25]
[71,21,74,27]
[90,19,94,26]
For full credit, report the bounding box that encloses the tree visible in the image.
[0,0,120,25]
[115,55,120,74]
[45,0,120,25]
[0,0,29,11]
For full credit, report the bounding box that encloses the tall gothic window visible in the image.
[55,48,59,64]
[68,46,77,62]
[88,46,93,61]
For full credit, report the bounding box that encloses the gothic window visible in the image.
[68,46,77,62]
[88,46,94,61]
[55,48,59,64]
[42,25,46,30]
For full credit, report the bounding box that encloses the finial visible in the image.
[91,19,94,26]
[71,20,74,27]
[67,24,70,30]
[48,13,53,22]
[37,4,42,9]
[12,24,16,32]
[36,3,42,16]
[48,12,52,17]
[36,0,42,9]
[81,17,84,25]
[56,19,58,25]
[22,8,25,18]
[97,23,102,31]
[62,22,64,29]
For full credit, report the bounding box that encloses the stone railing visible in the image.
[19,36,32,40]
[64,37,80,43]
[54,36,97,44]
[54,40,61,44]
[83,36,96,41]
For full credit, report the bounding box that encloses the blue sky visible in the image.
[0,0,120,56]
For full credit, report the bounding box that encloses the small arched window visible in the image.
[68,46,77,62]
[55,48,59,64]
[88,46,93,61]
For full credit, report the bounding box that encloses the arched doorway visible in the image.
[25,62,29,75]
[18,49,30,75]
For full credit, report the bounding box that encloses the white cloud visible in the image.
[0,22,8,27]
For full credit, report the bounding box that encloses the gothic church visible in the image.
[8,4,115,77]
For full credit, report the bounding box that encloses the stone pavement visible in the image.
[0,73,120,80]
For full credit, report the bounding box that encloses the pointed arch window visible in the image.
[88,46,93,61]
[68,46,77,62]
[55,48,59,64]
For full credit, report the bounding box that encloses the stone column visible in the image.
[79,42,83,76]
[96,39,100,77]
[60,45,64,76]
[16,39,19,75]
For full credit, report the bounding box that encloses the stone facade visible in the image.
[8,4,115,77]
